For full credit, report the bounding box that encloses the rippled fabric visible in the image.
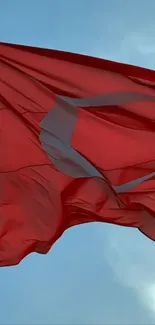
[1,42,155,266]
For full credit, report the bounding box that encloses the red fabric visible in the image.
[0,42,155,266]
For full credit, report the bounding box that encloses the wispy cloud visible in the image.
[102,225,155,320]
[118,29,155,68]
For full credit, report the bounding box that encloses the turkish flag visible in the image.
[0,42,155,266]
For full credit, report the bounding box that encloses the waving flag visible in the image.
[1,42,155,266]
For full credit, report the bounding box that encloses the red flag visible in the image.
[0,42,155,266]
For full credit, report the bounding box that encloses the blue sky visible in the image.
[1,0,155,324]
